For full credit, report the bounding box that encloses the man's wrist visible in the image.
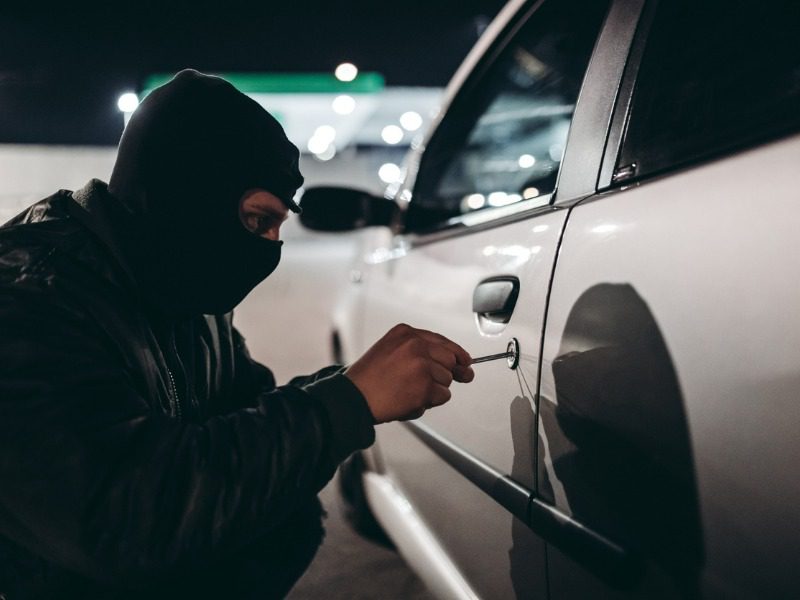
[301,373,376,464]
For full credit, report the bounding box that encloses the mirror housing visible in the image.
[299,186,398,232]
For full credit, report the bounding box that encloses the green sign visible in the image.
[141,72,385,97]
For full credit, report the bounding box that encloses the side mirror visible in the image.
[299,186,398,232]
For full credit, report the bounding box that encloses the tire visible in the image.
[338,452,395,549]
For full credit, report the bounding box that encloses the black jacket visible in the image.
[0,181,376,599]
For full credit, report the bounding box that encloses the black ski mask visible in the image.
[108,69,303,317]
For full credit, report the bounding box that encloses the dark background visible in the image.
[0,0,506,145]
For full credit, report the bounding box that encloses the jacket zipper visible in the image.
[166,366,182,422]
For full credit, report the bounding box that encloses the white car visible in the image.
[299,0,800,597]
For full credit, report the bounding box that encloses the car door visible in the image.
[351,0,630,596]
[538,0,800,598]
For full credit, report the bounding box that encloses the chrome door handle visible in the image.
[472,276,520,324]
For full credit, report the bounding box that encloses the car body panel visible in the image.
[354,203,567,596]
[363,470,481,599]
[362,207,565,477]
[539,132,800,598]
[374,422,547,599]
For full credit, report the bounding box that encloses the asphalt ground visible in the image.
[287,473,434,600]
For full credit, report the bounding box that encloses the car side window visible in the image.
[617,0,800,181]
[406,0,610,233]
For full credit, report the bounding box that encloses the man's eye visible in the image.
[244,214,274,235]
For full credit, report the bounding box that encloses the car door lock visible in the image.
[470,338,520,370]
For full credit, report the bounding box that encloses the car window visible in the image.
[616,0,800,182]
[406,0,611,233]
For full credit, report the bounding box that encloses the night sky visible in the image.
[0,0,506,145]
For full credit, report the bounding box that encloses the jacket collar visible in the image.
[68,178,140,291]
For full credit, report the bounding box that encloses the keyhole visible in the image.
[507,338,520,370]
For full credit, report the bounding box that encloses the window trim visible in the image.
[556,0,647,203]
[404,199,561,249]
[596,0,658,190]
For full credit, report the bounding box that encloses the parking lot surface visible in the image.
[288,474,433,600]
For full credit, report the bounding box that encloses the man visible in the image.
[0,70,474,599]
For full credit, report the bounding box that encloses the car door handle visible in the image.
[472,276,520,323]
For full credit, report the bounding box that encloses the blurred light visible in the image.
[399,111,423,131]
[502,245,531,259]
[378,163,401,184]
[549,143,565,162]
[488,192,521,207]
[465,193,485,209]
[308,125,337,154]
[592,223,618,234]
[117,92,139,113]
[314,125,336,143]
[332,95,356,115]
[518,154,536,169]
[335,63,358,82]
[532,224,549,233]
[483,244,535,264]
[488,192,508,207]
[307,136,329,154]
[315,145,337,161]
[385,180,402,199]
[381,125,404,145]
[523,187,540,199]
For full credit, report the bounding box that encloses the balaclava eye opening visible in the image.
[107,69,304,317]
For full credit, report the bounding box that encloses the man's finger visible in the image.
[453,365,475,383]
[429,362,454,387]
[414,329,472,365]
[426,344,457,371]
[427,383,452,408]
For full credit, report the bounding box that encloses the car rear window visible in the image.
[616,0,800,182]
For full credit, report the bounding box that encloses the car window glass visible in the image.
[617,0,800,181]
[407,0,610,233]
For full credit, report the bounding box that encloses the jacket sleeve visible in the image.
[0,291,375,586]
[229,324,375,466]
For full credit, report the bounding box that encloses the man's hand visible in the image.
[344,324,475,423]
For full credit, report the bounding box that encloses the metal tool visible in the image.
[471,351,513,364]
[470,338,520,369]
